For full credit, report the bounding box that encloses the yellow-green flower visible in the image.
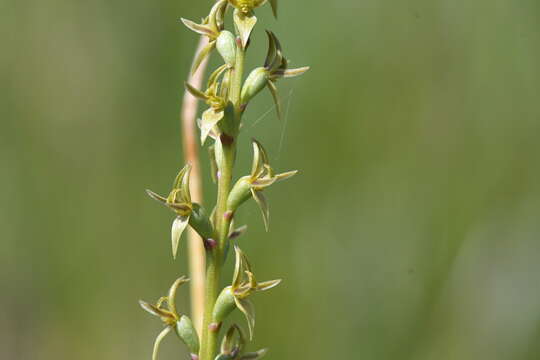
[227,139,297,230]
[139,277,199,360]
[147,165,214,258]
[213,246,281,339]
[228,0,277,17]
[241,31,309,119]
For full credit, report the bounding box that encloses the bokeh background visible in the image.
[2,1,540,359]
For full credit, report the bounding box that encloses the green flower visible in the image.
[228,0,277,18]
[139,277,200,360]
[241,31,309,119]
[213,246,281,339]
[181,0,229,73]
[215,324,268,360]
[227,139,297,230]
[147,165,213,258]
[185,65,235,145]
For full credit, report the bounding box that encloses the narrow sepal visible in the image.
[266,80,282,120]
[234,297,255,340]
[269,0,278,17]
[251,188,269,231]
[229,224,247,239]
[152,327,172,360]
[172,164,192,200]
[250,139,269,178]
[192,41,216,75]
[256,279,281,291]
[167,276,189,317]
[146,189,168,205]
[139,300,175,321]
[185,82,209,101]
[181,18,218,38]
[273,66,310,79]
[275,170,298,182]
[239,349,268,360]
[171,216,190,259]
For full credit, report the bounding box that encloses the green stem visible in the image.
[199,44,245,360]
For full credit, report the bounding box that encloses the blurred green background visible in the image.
[2,1,540,359]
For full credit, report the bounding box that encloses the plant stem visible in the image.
[199,44,245,360]
[181,35,211,335]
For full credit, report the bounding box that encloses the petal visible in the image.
[274,170,298,182]
[235,297,255,340]
[233,9,257,49]
[146,189,168,205]
[171,216,190,259]
[228,224,247,240]
[274,66,310,78]
[269,0,278,18]
[251,177,277,189]
[152,326,172,360]
[192,41,216,75]
[239,349,268,360]
[201,108,224,145]
[180,18,217,37]
[256,279,281,291]
[250,139,270,178]
[139,300,175,320]
[251,188,269,232]
[184,82,209,101]
[172,164,192,195]
[266,80,282,120]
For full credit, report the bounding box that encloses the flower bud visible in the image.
[227,176,253,213]
[240,67,269,105]
[217,31,237,66]
[213,286,236,323]
[174,315,200,355]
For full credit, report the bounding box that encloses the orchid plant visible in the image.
[140,1,308,359]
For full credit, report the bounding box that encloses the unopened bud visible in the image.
[217,31,237,66]
[240,67,269,105]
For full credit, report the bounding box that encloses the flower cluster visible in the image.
[140,1,308,359]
